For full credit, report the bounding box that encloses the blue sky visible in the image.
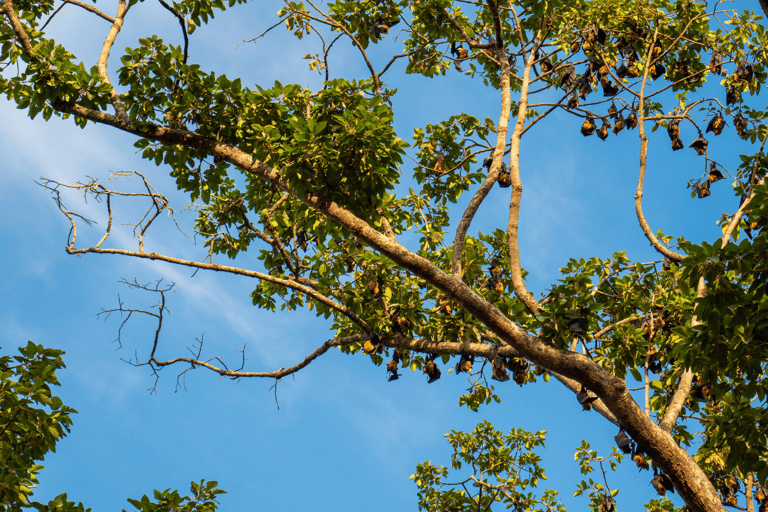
[0,0,757,510]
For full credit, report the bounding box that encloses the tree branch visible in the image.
[635,27,686,262]
[62,0,115,23]
[506,20,542,316]
[451,3,513,279]
[97,0,129,121]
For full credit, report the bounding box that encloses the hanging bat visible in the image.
[577,385,598,410]
[600,495,615,512]
[706,113,726,135]
[708,163,725,182]
[626,110,638,129]
[614,430,632,454]
[735,62,754,82]
[434,151,446,173]
[497,162,512,188]
[709,53,722,74]
[491,357,510,382]
[613,113,625,134]
[567,92,579,109]
[423,359,441,383]
[689,135,708,155]
[560,64,576,89]
[600,75,619,96]
[650,63,665,80]
[733,113,748,137]
[667,119,680,140]
[455,354,474,374]
[597,119,611,140]
[633,452,650,470]
[371,18,400,38]
[581,117,596,136]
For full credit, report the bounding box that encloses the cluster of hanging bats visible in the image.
[416,20,762,202]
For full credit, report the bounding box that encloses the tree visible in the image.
[1,0,768,511]
[0,342,226,512]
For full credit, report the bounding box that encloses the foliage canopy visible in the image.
[3,0,768,510]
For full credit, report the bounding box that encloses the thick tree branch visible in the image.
[1,0,35,58]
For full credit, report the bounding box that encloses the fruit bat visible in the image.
[567,92,579,109]
[434,151,446,173]
[727,87,740,106]
[577,385,598,410]
[578,76,593,99]
[613,113,625,134]
[755,485,767,503]
[600,495,615,512]
[297,229,308,251]
[491,357,510,382]
[734,113,748,137]
[626,111,638,129]
[363,335,383,355]
[591,23,607,45]
[570,40,580,54]
[709,53,722,75]
[608,101,618,118]
[568,318,583,334]
[395,315,411,331]
[727,475,740,492]
[482,152,494,169]
[597,119,611,140]
[614,429,632,454]
[689,135,708,156]
[513,359,530,386]
[600,75,619,96]
[423,359,441,383]
[616,64,629,79]
[386,359,399,380]
[693,180,711,198]
[671,138,683,151]
[651,473,675,495]
[650,42,663,59]
[371,19,399,38]
[540,58,553,74]
[633,452,650,470]
[497,162,512,188]
[650,63,665,80]
[706,113,725,135]
[735,62,754,83]
[560,64,576,89]
[455,354,473,374]
[581,117,596,136]
[456,47,469,59]
[627,64,640,78]
[667,119,680,140]
[708,163,725,182]
[675,61,690,77]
